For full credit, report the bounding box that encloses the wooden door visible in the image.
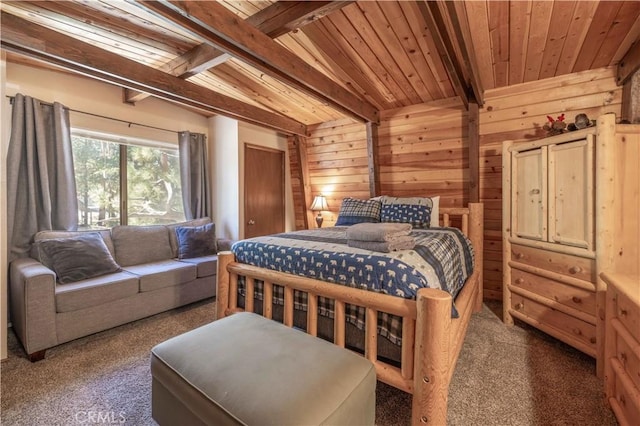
[548,137,594,249]
[244,144,285,238]
[512,147,547,241]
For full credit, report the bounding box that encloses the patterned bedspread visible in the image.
[231,226,474,345]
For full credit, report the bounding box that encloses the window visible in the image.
[72,133,185,229]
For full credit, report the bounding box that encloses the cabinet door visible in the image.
[548,137,594,249]
[512,148,547,240]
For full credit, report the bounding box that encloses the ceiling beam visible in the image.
[416,0,471,109]
[125,1,354,104]
[445,1,484,106]
[138,0,379,123]
[246,1,355,39]
[617,39,640,86]
[0,12,307,136]
[124,43,231,103]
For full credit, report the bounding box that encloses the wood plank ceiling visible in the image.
[2,1,639,134]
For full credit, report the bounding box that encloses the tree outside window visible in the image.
[72,135,185,229]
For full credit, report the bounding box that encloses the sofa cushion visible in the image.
[36,233,122,284]
[177,255,218,278]
[167,217,212,258]
[111,225,173,266]
[123,260,197,292]
[175,223,217,259]
[55,270,139,313]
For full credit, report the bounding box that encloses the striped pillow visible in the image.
[335,198,382,226]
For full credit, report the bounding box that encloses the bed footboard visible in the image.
[216,203,483,425]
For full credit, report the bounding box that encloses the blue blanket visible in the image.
[231,226,474,345]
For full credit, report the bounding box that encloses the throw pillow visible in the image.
[335,197,382,226]
[175,223,217,259]
[167,217,212,258]
[37,232,122,284]
[380,196,433,228]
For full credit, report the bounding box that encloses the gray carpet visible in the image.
[1,299,616,425]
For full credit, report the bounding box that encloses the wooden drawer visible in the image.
[611,372,640,426]
[510,244,595,283]
[614,287,640,342]
[510,293,596,355]
[616,334,640,392]
[511,268,596,316]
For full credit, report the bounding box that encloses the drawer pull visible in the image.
[515,278,524,285]
[572,328,583,336]
[572,296,582,304]
[531,189,540,195]
[620,352,627,363]
[590,337,596,344]
[568,266,582,275]
[514,303,524,311]
[620,308,627,316]
[514,252,524,260]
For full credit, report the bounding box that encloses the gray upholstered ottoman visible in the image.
[150,312,376,425]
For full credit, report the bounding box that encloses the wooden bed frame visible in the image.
[216,203,484,425]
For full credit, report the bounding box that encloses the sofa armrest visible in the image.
[216,238,236,253]
[9,258,58,356]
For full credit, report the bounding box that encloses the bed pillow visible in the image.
[430,196,440,227]
[380,196,433,229]
[335,197,382,226]
[37,232,122,284]
[175,222,217,259]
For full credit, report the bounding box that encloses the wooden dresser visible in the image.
[602,273,640,425]
[502,113,637,376]
[600,119,640,425]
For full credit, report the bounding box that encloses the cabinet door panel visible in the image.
[548,137,594,249]
[512,148,547,240]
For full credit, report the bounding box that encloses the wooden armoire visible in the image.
[502,113,637,378]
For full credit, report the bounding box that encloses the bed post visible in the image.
[412,287,452,425]
[468,203,484,312]
[216,251,234,320]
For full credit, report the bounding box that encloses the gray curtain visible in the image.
[178,131,211,220]
[6,94,78,261]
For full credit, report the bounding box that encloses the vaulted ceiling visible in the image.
[2,1,639,135]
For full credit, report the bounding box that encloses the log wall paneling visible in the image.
[302,119,369,227]
[378,99,468,208]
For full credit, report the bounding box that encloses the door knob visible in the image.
[248,219,255,225]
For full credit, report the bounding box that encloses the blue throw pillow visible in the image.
[175,223,217,259]
[335,198,381,226]
[380,203,432,229]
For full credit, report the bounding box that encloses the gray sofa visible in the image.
[9,217,229,361]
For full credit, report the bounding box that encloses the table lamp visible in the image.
[309,195,329,228]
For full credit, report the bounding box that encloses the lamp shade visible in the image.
[309,195,328,211]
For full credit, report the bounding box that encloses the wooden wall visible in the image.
[289,66,622,301]
[378,98,468,206]
[289,118,369,229]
